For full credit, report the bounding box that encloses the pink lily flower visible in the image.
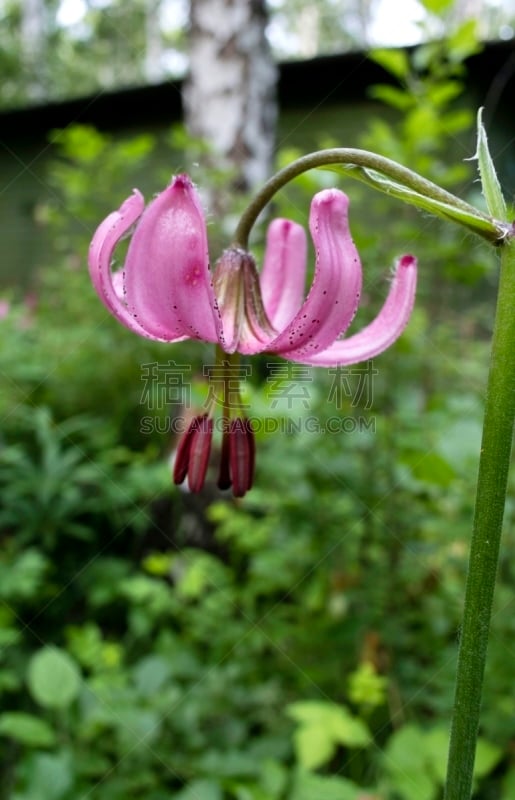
[88,174,417,495]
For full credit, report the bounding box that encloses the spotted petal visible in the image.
[88,189,165,340]
[288,255,417,366]
[123,175,222,343]
[268,189,362,358]
[259,218,307,330]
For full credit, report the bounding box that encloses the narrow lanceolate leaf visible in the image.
[475,107,507,221]
[322,163,508,243]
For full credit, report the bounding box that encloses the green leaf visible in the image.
[348,661,387,708]
[321,163,505,242]
[369,84,413,111]
[419,0,454,13]
[475,108,507,221]
[502,765,515,798]
[383,725,501,799]
[436,419,482,472]
[448,19,481,62]
[0,548,49,602]
[427,80,464,107]
[114,709,162,750]
[330,708,371,748]
[289,770,361,800]
[474,737,502,778]
[288,701,371,770]
[0,711,56,747]
[293,724,335,771]
[133,654,172,697]
[194,749,260,778]
[383,725,436,800]
[22,751,74,800]
[423,726,449,783]
[260,759,288,797]
[370,49,410,80]
[28,647,81,709]
[175,779,223,800]
[407,452,456,488]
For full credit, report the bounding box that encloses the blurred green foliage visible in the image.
[2,9,515,799]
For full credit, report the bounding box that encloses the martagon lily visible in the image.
[88,173,417,496]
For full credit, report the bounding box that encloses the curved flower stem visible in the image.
[233,148,508,248]
[444,235,515,799]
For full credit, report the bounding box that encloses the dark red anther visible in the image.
[229,417,255,498]
[173,416,198,485]
[173,414,213,492]
[174,414,254,497]
[217,419,232,490]
[187,415,214,492]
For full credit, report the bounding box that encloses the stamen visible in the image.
[187,415,214,492]
[217,419,232,490]
[230,418,256,498]
[213,248,276,351]
[173,414,213,492]
[173,417,198,485]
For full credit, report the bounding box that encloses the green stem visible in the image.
[233,148,508,248]
[211,346,246,419]
[444,235,515,799]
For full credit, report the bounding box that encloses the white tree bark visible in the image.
[183,0,277,191]
[145,0,164,83]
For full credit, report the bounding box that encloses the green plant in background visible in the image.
[2,10,515,800]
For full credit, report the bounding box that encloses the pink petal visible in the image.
[259,219,307,330]
[123,175,222,343]
[288,254,417,366]
[111,269,125,301]
[268,189,362,358]
[88,190,166,340]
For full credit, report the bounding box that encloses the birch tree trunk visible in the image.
[144,0,164,83]
[183,0,277,193]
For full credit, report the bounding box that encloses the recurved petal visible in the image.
[111,268,125,301]
[88,190,164,340]
[287,254,417,366]
[259,219,307,330]
[123,174,222,343]
[268,189,362,358]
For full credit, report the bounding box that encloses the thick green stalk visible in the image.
[232,148,508,248]
[444,235,515,799]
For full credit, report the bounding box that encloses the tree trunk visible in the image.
[145,0,164,83]
[183,0,277,193]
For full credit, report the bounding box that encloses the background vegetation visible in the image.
[1,2,515,799]
[0,0,514,108]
